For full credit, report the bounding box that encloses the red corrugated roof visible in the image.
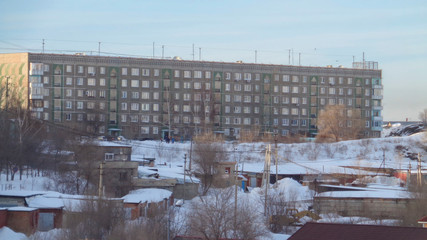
[418,216,427,223]
[289,222,427,240]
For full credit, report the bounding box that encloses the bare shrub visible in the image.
[306,143,321,161]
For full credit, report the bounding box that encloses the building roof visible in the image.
[288,222,427,240]
[418,216,427,223]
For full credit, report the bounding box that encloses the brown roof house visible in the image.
[288,222,427,240]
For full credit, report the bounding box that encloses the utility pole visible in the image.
[263,145,271,217]
[417,153,422,186]
[183,154,187,202]
[5,76,11,111]
[192,43,195,61]
[288,49,291,65]
[189,138,193,171]
[234,162,238,230]
[255,50,257,63]
[98,161,104,198]
[42,39,45,53]
[275,135,278,185]
[162,45,165,59]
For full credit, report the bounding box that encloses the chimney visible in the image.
[418,216,427,228]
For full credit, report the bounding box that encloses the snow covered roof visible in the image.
[96,141,131,147]
[0,190,47,198]
[26,195,64,209]
[316,188,411,199]
[122,188,172,204]
[7,207,37,212]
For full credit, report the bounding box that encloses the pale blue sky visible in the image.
[1,0,426,121]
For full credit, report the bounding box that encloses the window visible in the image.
[282,108,289,115]
[291,97,299,104]
[65,113,72,121]
[348,78,353,85]
[225,84,231,91]
[100,78,106,86]
[77,102,83,109]
[183,82,191,89]
[243,118,251,125]
[244,96,251,103]
[174,81,180,89]
[77,90,83,97]
[225,95,231,102]
[292,86,299,93]
[291,119,299,126]
[234,95,242,102]
[131,68,139,76]
[291,108,299,115]
[283,75,290,82]
[131,92,139,99]
[274,86,279,93]
[282,97,289,104]
[153,81,159,88]
[234,106,241,113]
[66,77,73,85]
[254,96,260,103]
[122,91,127,98]
[66,89,73,97]
[122,68,128,75]
[225,72,231,80]
[141,127,149,134]
[301,108,307,115]
[234,84,242,91]
[292,76,299,82]
[244,73,251,81]
[66,65,72,73]
[320,87,326,94]
[78,66,84,73]
[141,115,150,123]
[141,81,149,88]
[100,102,105,110]
[234,73,242,80]
[141,103,150,111]
[153,103,159,111]
[77,114,83,121]
[87,102,95,109]
[302,98,307,104]
[282,118,289,126]
[100,67,106,74]
[141,92,150,99]
[88,78,96,86]
[130,115,138,122]
[43,76,49,84]
[365,99,370,107]
[234,118,241,124]
[183,93,191,101]
[194,82,201,89]
[194,71,202,78]
[194,93,201,101]
[153,92,159,100]
[201,71,210,80]
[121,115,127,123]
[121,103,127,110]
[131,103,139,111]
[329,88,335,94]
[66,101,72,109]
[282,86,289,93]
[174,70,180,78]
[131,80,139,87]
[347,89,353,95]
[77,78,84,85]
[122,79,128,87]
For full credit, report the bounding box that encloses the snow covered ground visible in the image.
[1,126,426,239]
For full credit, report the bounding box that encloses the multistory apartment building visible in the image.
[0,53,383,139]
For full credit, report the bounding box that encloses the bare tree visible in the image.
[60,197,125,240]
[192,132,227,195]
[188,188,268,239]
[419,108,427,126]
[316,105,364,142]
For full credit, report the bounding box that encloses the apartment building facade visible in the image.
[0,52,383,140]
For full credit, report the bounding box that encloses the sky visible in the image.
[0,0,426,121]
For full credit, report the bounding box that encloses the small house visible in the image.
[6,207,39,236]
[122,188,173,220]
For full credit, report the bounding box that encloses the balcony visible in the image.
[372,105,383,110]
[372,95,383,100]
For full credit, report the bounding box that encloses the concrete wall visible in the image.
[314,197,411,218]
